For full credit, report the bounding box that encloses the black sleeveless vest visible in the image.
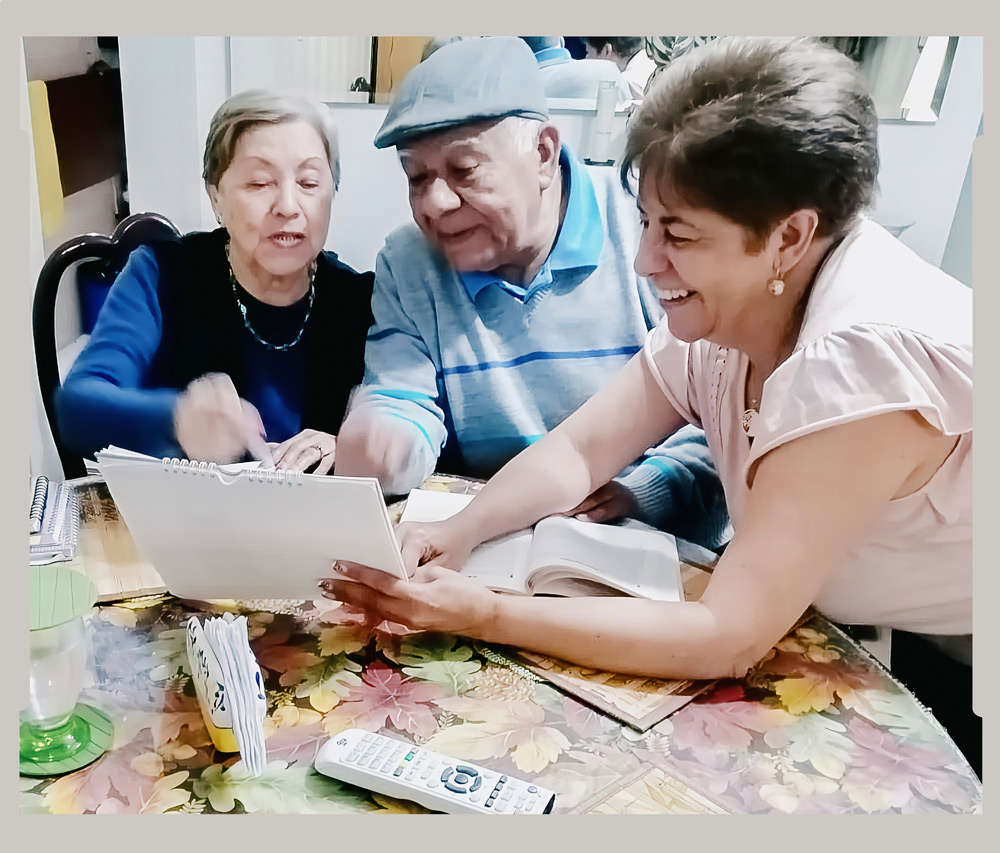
[149,229,373,435]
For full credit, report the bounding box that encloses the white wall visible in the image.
[118,37,229,235]
[940,141,974,287]
[325,104,412,271]
[870,36,982,267]
[119,36,982,276]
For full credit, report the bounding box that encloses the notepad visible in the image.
[96,447,407,601]
[29,478,80,565]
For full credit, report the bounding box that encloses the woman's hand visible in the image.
[394,519,480,576]
[272,428,337,474]
[318,560,498,636]
[174,373,263,463]
[564,481,639,523]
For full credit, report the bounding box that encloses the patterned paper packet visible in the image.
[186,614,267,771]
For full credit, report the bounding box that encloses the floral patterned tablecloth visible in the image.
[20,481,982,815]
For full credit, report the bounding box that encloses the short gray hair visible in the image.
[498,115,543,154]
[203,89,341,190]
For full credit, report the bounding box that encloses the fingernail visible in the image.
[333,561,346,573]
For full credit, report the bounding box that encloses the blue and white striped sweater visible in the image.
[356,160,730,549]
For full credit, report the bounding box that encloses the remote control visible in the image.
[314,728,556,814]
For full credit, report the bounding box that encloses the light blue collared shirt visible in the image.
[459,147,603,303]
[534,46,573,68]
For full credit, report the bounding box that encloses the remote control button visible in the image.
[527,786,538,793]
[470,794,482,804]
[494,800,508,812]
[393,768,404,776]
[445,781,469,794]
[500,775,508,782]
[428,780,439,789]
[440,768,453,783]
[469,776,482,792]
[453,773,469,785]
[456,765,478,776]
[500,790,512,802]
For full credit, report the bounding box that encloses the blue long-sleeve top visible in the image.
[56,229,373,461]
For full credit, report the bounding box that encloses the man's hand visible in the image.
[334,405,422,493]
[174,373,263,463]
[564,480,640,523]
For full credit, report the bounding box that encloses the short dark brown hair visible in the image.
[584,37,645,59]
[621,36,879,249]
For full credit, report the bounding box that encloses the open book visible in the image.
[96,447,406,601]
[400,489,682,601]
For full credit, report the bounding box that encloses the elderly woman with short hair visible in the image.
[58,90,373,472]
[321,38,976,773]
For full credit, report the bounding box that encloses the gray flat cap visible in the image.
[374,37,549,149]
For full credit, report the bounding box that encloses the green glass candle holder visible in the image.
[19,566,113,777]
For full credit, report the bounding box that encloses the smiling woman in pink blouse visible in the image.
[321,37,976,774]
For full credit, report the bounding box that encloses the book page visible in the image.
[398,488,475,523]
[526,516,682,601]
[400,489,533,593]
[461,531,534,594]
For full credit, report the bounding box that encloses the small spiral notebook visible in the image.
[95,446,407,601]
[29,476,80,565]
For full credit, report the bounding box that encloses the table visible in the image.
[19,478,982,814]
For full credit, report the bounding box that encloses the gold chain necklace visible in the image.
[742,363,762,437]
[226,240,316,352]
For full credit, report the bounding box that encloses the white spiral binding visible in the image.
[65,490,81,550]
[246,467,302,486]
[160,457,302,485]
[162,458,219,475]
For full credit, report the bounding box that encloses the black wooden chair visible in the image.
[33,212,182,479]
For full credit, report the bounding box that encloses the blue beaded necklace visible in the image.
[227,240,316,352]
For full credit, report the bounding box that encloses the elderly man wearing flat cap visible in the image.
[336,37,727,546]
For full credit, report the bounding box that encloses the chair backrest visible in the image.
[33,212,183,480]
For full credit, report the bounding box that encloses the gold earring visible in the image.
[767,257,784,296]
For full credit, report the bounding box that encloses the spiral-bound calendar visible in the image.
[95,446,407,601]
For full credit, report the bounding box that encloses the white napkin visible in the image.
[186,614,268,775]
